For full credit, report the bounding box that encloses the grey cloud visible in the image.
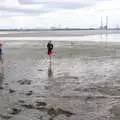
[19,0,93,9]
[19,0,35,4]
[0,0,112,17]
[0,6,49,15]
[40,2,91,9]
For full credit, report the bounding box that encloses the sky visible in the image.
[0,0,120,29]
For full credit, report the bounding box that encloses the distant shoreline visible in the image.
[0,30,120,38]
[0,29,120,32]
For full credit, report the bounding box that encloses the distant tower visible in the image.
[106,16,108,29]
[104,16,108,30]
[100,16,103,29]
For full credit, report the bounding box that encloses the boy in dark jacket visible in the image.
[47,41,53,55]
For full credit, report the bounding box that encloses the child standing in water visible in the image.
[47,41,53,56]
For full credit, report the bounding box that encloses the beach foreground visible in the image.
[0,40,120,120]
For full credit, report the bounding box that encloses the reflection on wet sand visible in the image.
[48,56,53,79]
[47,55,63,97]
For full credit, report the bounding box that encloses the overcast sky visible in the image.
[0,0,120,28]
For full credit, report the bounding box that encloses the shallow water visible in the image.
[0,41,120,120]
[0,30,120,42]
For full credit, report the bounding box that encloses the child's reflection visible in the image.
[48,58,53,78]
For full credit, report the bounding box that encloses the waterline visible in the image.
[0,34,120,42]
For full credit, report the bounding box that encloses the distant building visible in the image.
[115,24,120,30]
[103,25,107,30]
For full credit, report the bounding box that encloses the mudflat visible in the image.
[0,40,120,120]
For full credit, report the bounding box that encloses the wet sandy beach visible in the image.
[0,40,120,120]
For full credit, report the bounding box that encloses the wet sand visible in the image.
[0,40,120,120]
